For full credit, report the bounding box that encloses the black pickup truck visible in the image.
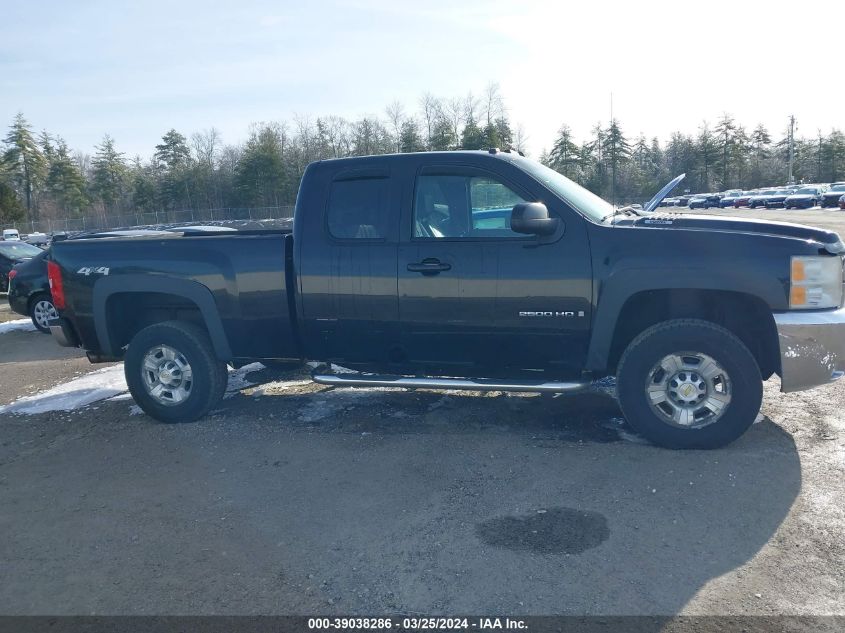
[47,150,845,448]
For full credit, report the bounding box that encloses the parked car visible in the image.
[821,183,845,208]
[689,193,722,209]
[24,232,49,247]
[675,195,692,207]
[2,228,21,241]
[47,151,845,449]
[719,191,744,208]
[764,189,795,209]
[785,186,825,209]
[7,251,55,333]
[0,240,42,292]
[688,196,708,209]
[748,190,777,209]
[733,191,758,208]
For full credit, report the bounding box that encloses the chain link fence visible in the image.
[1,206,295,235]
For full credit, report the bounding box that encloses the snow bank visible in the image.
[0,318,36,335]
[0,361,282,415]
[0,365,128,415]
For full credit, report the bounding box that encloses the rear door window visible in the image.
[327,178,389,240]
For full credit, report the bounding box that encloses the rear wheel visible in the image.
[29,293,57,334]
[616,319,762,449]
[125,321,228,423]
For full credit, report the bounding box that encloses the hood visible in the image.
[823,190,845,198]
[644,173,686,212]
[617,212,843,251]
[787,193,815,199]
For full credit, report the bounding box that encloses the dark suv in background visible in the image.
[7,251,55,332]
[0,240,42,293]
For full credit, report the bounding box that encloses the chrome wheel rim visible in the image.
[33,300,57,329]
[646,352,732,429]
[141,345,193,406]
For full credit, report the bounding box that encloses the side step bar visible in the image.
[312,371,590,394]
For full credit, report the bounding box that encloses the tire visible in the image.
[29,293,57,334]
[616,319,762,449]
[124,321,228,423]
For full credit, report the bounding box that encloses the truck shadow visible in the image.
[217,369,801,614]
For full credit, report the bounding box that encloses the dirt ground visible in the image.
[0,209,844,616]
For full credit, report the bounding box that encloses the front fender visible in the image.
[585,265,786,371]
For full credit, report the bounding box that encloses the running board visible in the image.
[311,371,590,393]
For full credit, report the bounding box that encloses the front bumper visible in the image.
[774,307,845,392]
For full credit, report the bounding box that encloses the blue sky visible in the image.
[2,0,843,158]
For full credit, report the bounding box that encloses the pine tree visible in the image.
[2,112,46,219]
[696,123,718,191]
[91,135,127,212]
[154,129,193,210]
[235,123,287,207]
[603,119,630,204]
[460,115,485,150]
[547,125,580,180]
[714,114,735,189]
[399,119,425,153]
[46,138,89,215]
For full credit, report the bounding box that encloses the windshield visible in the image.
[796,187,818,194]
[0,241,42,259]
[830,184,845,192]
[514,159,614,222]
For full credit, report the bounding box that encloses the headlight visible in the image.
[790,256,844,309]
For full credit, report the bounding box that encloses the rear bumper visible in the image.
[774,307,845,392]
[47,317,79,348]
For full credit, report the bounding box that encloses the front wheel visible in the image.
[616,319,762,449]
[124,321,228,423]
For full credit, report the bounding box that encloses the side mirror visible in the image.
[511,202,559,236]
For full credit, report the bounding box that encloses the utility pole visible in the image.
[787,115,796,185]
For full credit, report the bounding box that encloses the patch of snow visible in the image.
[591,376,617,397]
[224,362,266,398]
[0,365,128,415]
[129,405,144,416]
[0,318,36,335]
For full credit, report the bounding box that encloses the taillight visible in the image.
[47,260,66,310]
[7,269,16,281]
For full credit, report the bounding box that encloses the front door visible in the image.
[397,164,592,376]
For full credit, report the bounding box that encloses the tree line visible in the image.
[2,84,844,225]
[544,116,845,204]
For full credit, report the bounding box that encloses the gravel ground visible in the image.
[0,210,843,616]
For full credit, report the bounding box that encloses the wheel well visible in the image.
[607,289,780,379]
[28,290,51,310]
[104,292,207,355]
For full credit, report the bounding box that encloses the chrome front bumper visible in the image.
[774,307,845,392]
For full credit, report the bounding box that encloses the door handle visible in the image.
[407,258,451,275]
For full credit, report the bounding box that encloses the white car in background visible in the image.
[2,229,21,241]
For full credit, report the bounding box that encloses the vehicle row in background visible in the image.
[659,182,845,210]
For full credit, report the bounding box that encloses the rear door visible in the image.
[297,164,400,364]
